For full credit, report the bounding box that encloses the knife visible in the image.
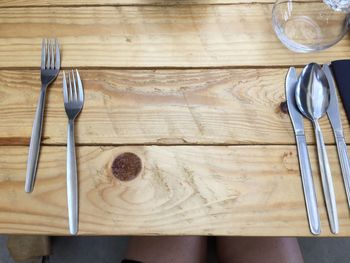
[286,67,321,235]
[324,64,350,209]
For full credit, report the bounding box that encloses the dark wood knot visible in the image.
[280,101,288,114]
[112,152,142,181]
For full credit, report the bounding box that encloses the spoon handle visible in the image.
[314,120,339,234]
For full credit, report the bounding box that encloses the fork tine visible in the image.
[72,70,77,102]
[68,71,73,102]
[63,71,68,104]
[41,39,46,70]
[50,39,55,69]
[46,39,51,69]
[76,70,84,103]
[55,39,60,70]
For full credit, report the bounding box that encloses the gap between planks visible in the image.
[0,2,274,9]
[0,0,321,8]
[0,143,340,147]
[0,66,310,71]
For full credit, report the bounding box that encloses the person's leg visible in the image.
[216,237,304,263]
[124,236,207,263]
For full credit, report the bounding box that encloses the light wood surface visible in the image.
[0,0,273,6]
[0,5,349,68]
[0,69,349,146]
[0,145,350,236]
[1,0,350,236]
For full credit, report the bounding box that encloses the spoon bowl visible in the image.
[295,63,330,121]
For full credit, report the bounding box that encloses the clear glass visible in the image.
[324,0,350,12]
[272,0,350,52]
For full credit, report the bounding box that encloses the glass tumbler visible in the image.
[272,0,350,52]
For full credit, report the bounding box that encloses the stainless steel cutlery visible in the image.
[25,40,84,235]
[285,67,321,235]
[63,70,84,235]
[324,64,350,209]
[25,39,61,193]
[286,63,350,235]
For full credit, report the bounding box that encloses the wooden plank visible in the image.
[0,69,349,145]
[0,5,349,68]
[0,145,349,236]
[0,0,273,7]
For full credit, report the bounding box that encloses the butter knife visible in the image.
[286,67,321,235]
[323,64,350,209]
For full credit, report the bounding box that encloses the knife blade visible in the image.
[325,64,343,134]
[324,64,350,209]
[285,67,321,235]
[286,67,304,135]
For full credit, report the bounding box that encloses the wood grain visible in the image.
[1,0,349,238]
[1,69,349,145]
[0,145,349,236]
[0,0,273,7]
[0,5,349,68]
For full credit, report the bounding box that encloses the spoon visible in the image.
[295,63,339,234]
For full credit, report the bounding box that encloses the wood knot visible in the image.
[112,152,142,181]
[279,101,288,114]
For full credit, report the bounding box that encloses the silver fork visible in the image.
[25,39,60,193]
[63,70,84,235]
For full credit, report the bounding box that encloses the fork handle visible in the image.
[67,119,78,235]
[25,85,47,193]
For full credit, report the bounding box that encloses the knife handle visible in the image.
[314,121,339,234]
[295,134,321,235]
[335,134,350,208]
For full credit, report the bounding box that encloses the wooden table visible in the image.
[1,0,350,236]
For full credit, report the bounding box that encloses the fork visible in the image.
[25,39,60,193]
[63,70,84,235]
